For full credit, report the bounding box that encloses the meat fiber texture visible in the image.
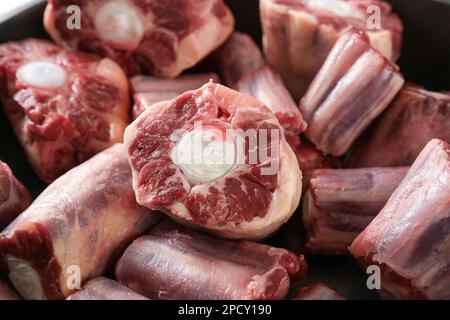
[299,28,404,157]
[44,0,235,77]
[293,284,345,300]
[303,167,409,255]
[350,139,450,300]
[131,73,220,120]
[0,39,130,182]
[0,144,160,300]
[125,81,302,240]
[0,279,20,300]
[0,161,31,231]
[260,0,403,100]
[115,223,308,300]
[294,140,341,192]
[215,32,307,149]
[67,277,148,300]
[347,84,450,167]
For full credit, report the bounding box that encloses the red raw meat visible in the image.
[0,161,31,231]
[67,277,148,300]
[115,223,307,300]
[303,167,409,255]
[215,32,306,149]
[347,85,450,167]
[294,140,341,192]
[215,32,265,86]
[0,144,160,300]
[260,0,403,100]
[294,284,345,300]
[44,0,235,77]
[299,29,404,156]
[0,279,20,300]
[0,39,130,182]
[124,81,302,240]
[350,139,450,300]
[131,73,220,119]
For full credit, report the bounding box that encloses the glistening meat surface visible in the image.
[299,29,404,156]
[303,167,409,255]
[66,277,148,300]
[125,82,302,240]
[260,0,403,100]
[293,284,345,300]
[115,223,307,300]
[0,161,31,231]
[131,73,220,120]
[0,144,160,300]
[0,39,130,182]
[350,139,450,300]
[347,85,450,167]
[215,32,306,149]
[44,0,235,77]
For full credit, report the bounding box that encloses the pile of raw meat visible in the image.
[0,0,448,300]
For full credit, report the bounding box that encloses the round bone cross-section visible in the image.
[125,82,302,240]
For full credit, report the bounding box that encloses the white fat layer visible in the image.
[307,0,360,18]
[5,255,45,300]
[172,129,236,185]
[94,0,144,49]
[17,61,66,89]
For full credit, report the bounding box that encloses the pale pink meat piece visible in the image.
[67,277,148,300]
[303,167,409,255]
[294,284,345,300]
[0,144,160,300]
[131,73,220,119]
[260,0,403,100]
[215,32,306,149]
[44,0,235,77]
[115,224,308,300]
[0,39,130,182]
[346,85,450,167]
[299,29,404,156]
[350,139,450,300]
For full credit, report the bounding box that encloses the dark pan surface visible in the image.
[1,0,449,300]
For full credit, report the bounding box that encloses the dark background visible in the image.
[0,0,449,300]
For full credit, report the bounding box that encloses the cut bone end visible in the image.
[94,1,144,50]
[5,255,45,300]
[16,61,66,89]
[172,127,239,185]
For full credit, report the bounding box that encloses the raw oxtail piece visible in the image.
[294,140,341,192]
[350,139,450,300]
[0,279,21,300]
[0,145,160,300]
[66,277,149,300]
[260,0,403,100]
[299,29,404,157]
[215,32,306,149]
[303,167,409,255]
[294,284,345,300]
[0,39,130,182]
[131,73,220,119]
[115,224,308,300]
[0,161,31,231]
[346,85,450,167]
[44,0,235,76]
[215,32,265,87]
[124,82,302,240]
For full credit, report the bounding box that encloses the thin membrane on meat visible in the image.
[115,223,308,300]
[350,139,450,300]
